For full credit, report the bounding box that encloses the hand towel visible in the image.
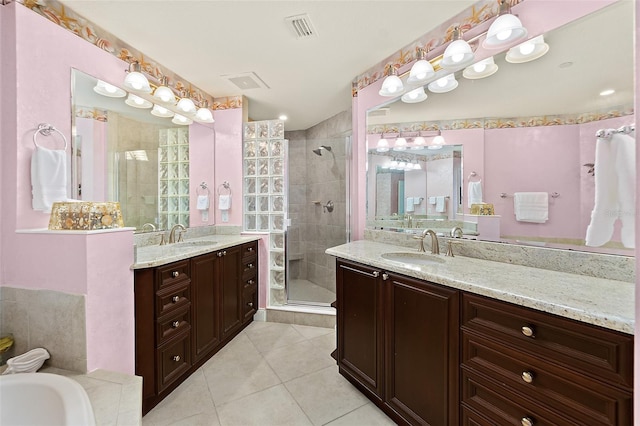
[514,192,548,223]
[435,196,446,213]
[31,146,68,212]
[467,181,483,208]
[428,196,436,205]
[196,195,210,210]
[586,131,636,248]
[405,197,415,213]
[218,194,231,210]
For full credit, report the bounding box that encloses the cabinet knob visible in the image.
[382,273,389,281]
[372,271,380,278]
[172,296,180,303]
[248,263,254,269]
[521,417,534,426]
[172,355,181,362]
[248,247,254,252]
[172,271,179,278]
[521,325,535,337]
[247,302,254,307]
[247,280,255,285]
[172,321,180,329]
[521,371,534,384]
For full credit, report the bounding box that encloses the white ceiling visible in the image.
[57,0,477,131]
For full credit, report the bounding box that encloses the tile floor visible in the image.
[143,321,395,426]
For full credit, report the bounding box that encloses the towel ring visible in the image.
[196,182,210,196]
[218,181,231,195]
[33,123,68,151]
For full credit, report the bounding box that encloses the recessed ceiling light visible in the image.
[278,115,288,121]
[599,89,615,96]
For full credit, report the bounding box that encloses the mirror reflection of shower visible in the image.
[312,145,332,156]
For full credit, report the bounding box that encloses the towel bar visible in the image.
[500,192,559,199]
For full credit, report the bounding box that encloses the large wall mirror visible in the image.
[71,69,211,232]
[366,0,634,256]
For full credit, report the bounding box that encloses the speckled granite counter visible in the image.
[132,235,261,269]
[326,240,634,334]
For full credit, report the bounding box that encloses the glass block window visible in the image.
[158,127,189,229]
[243,120,286,297]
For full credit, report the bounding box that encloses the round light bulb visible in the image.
[473,62,487,73]
[519,41,536,55]
[104,84,117,94]
[437,77,448,87]
[452,53,465,63]
[433,135,445,145]
[497,29,512,41]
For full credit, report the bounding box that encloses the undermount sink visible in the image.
[381,252,445,266]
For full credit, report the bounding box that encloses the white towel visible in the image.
[586,131,635,248]
[196,195,210,210]
[218,194,231,210]
[435,196,446,213]
[467,181,483,208]
[428,196,436,205]
[514,192,548,223]
[31,146,68,212]
[405,197,415,213]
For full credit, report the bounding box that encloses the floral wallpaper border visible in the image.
[75,106,108,122]
[353,0,523,96]
[18,0,242,110]
[367,105,634,134]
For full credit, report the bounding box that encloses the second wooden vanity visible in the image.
[134,238,258,414]
[330,241,634,426]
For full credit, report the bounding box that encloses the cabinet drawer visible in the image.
[243,276,257,292]
[462,293,633,387]
[157,260,190,289]
[461,368,575,426]
[241,258,258,278]
[156,307,191,347]
[463,330,632,425]
[242,241,258,259]
[156,282,191,319]
[242,287,257,321]
[157,330,191,392]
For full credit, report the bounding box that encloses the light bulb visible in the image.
[376,138,389,152]
[497,29,512,41]
[452,53,465,63]
[433,135,445,145]
[473,62,487,73]
[519,41,535,55]
[394,137,407,151]
[412,136,426,149]
[437,77,448,87]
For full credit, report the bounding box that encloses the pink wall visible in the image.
[213,109,244,226]
[188,122,216,227]
[635,0,639,419]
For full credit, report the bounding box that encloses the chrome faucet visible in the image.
[141,222,156,232]
[168,224,186,244]
[450,226,463,238]
[415,229,439,254]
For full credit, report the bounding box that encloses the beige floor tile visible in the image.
[324,403,396,426]
[263,340,335,382]
[308,331,337,355]
[285,365,370,426]
[143,371,216,426]
[243,322,306,353]
[216,384,312,426]
[202,336,281,406]
[291,324,334,339]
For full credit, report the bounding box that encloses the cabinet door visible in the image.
[336,260,385,402]
[385,273,459,426]
[191,252,221,362]
[220,245,243,337]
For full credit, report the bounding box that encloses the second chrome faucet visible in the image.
[415,229,440,254]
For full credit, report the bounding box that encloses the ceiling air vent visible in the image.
[369,108,390,117]
[285,13,317,39]
[223,72,270,90]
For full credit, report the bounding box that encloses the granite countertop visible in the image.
[326,240,634,335]
[132,234,261,269]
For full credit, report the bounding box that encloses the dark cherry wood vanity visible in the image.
[134,240,258,414]
[335,258,633,426]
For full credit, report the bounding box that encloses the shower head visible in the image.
[312,145,333,156]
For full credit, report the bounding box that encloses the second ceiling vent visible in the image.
[285,13,317,39]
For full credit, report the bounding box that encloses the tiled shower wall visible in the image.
[285,109,351,294]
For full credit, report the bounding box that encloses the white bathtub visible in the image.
[0,372,95,426]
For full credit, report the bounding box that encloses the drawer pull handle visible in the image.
[382,273,389,280]
[247,263,254,269]
[172,271,179,278]
[247,247,254,252]
[521,325,535,337]
[217,250,227,257]
[172,296,180,303]
[247,279,255,285]
[521,417,534,426]
[247,302,254,307]
[172,321,180,328]
[172,355,181,362]
[372,271,380,278]
[521,371,534,383]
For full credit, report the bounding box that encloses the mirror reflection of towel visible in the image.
[218,195,231,210]
[435,196,446,213]
[405,197,415,212]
